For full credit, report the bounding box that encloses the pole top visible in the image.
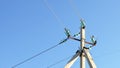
[80,19,86,29]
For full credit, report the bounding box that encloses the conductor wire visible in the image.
[12,44,60,68]
[69,0,82,19]
[44,0,66,28]
[47,55,72,68]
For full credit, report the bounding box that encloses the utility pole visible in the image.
[64,19,97,68]
[80,19,86,68]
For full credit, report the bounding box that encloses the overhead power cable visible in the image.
[12,0,83,68]
[69,0,82,19]
[47,55,72,68]
[12,0,69,67]
[12,44,61,68]
[44,0,66,28]
[47,48,120,68]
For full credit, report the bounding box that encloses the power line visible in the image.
[12,1,85,68]
[69,0,82,19]
[12,3,67,67]
[12,0,69,67]
[47,48,120,68]
[12,44,60,68]
[44,0,66,28]
[47,55,72,68]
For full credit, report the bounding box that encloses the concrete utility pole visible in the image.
[64,19,97,68]
[80,19,86,68]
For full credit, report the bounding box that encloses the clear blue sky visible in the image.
[0,0,120,68]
